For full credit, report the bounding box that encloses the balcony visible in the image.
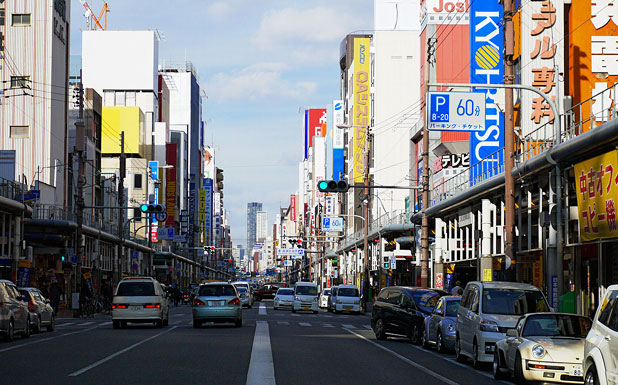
[31,204,119,235]
[0,176,25,202]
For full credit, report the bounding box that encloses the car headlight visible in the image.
[336,299,342,304]
[531,344,545,358]
[294,296,300,301]
[479,319,499,332]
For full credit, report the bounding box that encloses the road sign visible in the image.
[427,91,485,131]
[322,217,344,232]
[155,212,167,222]
[276,248,304,258]
[157,227,175,240]
[284,260,292,266]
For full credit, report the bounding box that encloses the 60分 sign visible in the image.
[427,91,486,132]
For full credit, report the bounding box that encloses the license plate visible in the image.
[302,307,309,310]
[208,300,224,306]
[131,306,141,311]
[344,306,352,310]
[569,365,583,377]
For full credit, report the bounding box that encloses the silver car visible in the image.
[19,287,55,333]
[237,287,253,308]
[192,282,242,327]
[0,280,31,341]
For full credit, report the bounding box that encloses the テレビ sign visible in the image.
[427,92,485,131]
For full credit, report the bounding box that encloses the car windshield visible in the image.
[522,314,592,338]
[338,288,359,297]
[323,289,331,295]
[411,291,442,312]
[296,286,318,296]
[278,289,293,296]
[482,289,549,315]
[445,299,461,317]
[116,282,155,296]
[237,287,247,294]
[198,285,236,297]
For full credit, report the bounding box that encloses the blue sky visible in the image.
[70,0,373,245]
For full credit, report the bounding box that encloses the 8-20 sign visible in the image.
[427,91,486,132]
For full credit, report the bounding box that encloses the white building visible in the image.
[256,211,268,243]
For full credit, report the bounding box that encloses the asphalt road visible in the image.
[0,301,516,384]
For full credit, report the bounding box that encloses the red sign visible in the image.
[151,229,158,242]
[306,108,327,150]
[165,144,177,226]
[290,195,296,221]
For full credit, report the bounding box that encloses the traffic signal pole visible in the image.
[117,132,126,284]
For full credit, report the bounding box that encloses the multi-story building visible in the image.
[256,211,268,243]
[247,202,263,252]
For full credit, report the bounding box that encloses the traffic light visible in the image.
[204,246,216,253]
[332,259,338,267]
[317,180,350,193]
[140,203,166,214]
[383,256,390,269]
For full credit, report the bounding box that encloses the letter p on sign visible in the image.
[431,93,450,122]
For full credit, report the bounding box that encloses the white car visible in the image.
[112,277,169,329]
[333,285,361,313]
[273,288,295,310]
[584,284,618,385]
[292,282,318,313]
[319,288,331,309]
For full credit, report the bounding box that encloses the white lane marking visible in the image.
[173,320,184,325]
[323,323,334,328]
[246,321,276,385]
[258,303,267,315]
[299,322,311,327]
[341,324,355,329]
[80,321,95,326]
[0,326,99,353]
[363,325,372,330]
[57,322,74,326]
[290,314,300,317]
[323,315,333,318]
[277,321,289,326]
[68,326,178,377]
[99,322,112,326]
[344,328,459,385]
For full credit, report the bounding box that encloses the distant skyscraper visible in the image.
[247,202,263,252]
[256,211,268,243]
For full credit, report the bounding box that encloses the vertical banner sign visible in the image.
[306,108,328,153]
[204,178,214,248]
[333,100,345,180]
[469,1,504,186]
[165,144,177,226]
[199,189,206,246]
[353,37,371,183]
[521,0,564,137]
[574,150,618,241]
[148,161,159,224]
[189,177,196,245]
[290,194,296,221]
[304,110,309,159]
[568,0,618,132]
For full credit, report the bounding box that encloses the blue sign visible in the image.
[431,93,449,121]
[22,190,40,202]
[17,266,30,287]
[132,250,138,259]
[427,92,485,131]
[469,2,504,186]
[204,178,213,245]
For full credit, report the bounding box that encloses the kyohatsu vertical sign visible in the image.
[469,1,504,186]
[353,37,371,183]
[521,0,564,136]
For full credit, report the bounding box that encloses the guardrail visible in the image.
[0,176,24,201]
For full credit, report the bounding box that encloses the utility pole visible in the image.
[504,0,515,268]
[421,38,436,288]
[75,71,86,299]
[117,131,126,283]
[362,132,370,308]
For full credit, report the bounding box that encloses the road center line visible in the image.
[344,328,459,385]
[68,326,178,377]
[258,303,267,315]
[0,326,99,353]
[246,321,276,385]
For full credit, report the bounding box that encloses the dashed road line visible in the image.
[341,324,355,329]
[298,322,311,327]
[277,321,289,326]
[246,321,276,385]
[258,303,267,315]
[323,323,334,328]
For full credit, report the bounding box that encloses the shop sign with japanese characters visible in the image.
[574,150,618,241]
[521,0,565,137]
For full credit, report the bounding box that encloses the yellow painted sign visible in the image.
[483,269,493,282]
[574,150,618,241]
[353,37,371,183]
[18,259,31,268]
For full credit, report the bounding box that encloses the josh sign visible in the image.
[427,91,486,132]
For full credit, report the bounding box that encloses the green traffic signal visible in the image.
[318,181,329,191]
[317,180,350,193]
[140,204,149,213]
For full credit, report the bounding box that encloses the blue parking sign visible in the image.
[430,93,449,122]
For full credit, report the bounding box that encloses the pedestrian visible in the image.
[50,280,60,315]
[451,280,463,296]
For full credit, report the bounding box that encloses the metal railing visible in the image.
[31,204,119,235]
[0,176,25,201]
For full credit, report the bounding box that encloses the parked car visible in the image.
[112,277,169,329]
[372,286,448,343]
[273,288,295,310]
[493,313,591,384]
[422,295,461,352]
[0,280,31,341]
[19,287,55,333]
[236,287,253,308]
[455,281,551,368]
[254,283,289,301]
[192,282,242,327]
[584,284,618,385]
[327,286,339,312]
[319,288,331,309]
[292,282,319,313]
[332,285,361,314]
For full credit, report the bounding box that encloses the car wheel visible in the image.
[113,320,120,329]
[22,321,30,339]
[155,319,163,328]
[493,350,507,380]
[436,331,445,353]
[374,318,387,340]
[34,316,41,333]
[234,318,242,328]
[46,315,55,332]
[121,321,127,329]
[421,326,429,349]
[5,320,14,342]
[409,324,420,345]
[455,336,466,362]
[163,315,169,327]
[313,311,318,314]
[472,340,482,369]
[585,364,599,385]
[514,352,528,385]
[193,319,201,328]
[292,309,296,313]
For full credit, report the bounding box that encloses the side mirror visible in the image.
[506,329,518,337]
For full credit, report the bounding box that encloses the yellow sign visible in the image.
[18,259,31,268]
[483,269,493,282]
[353,37,371,183]
[574,150,618,241]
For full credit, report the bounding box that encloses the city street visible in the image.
[0,300,510,385]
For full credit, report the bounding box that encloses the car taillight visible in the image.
[112,304,128,309]
[144,304,161,309]
[28,300,35,312]
[193,299,205,306]
[228,298,240,306]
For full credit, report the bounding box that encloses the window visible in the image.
[470,288,480,313]
[434,298,444,315]
[10,76,29,89]
[134,174,143,189]
[10,125,29,138]
[295,285,317,296]
[387,290,402,305]
[198,285,236,297]
[116,282,155,296]
[12,13,30,26]
[445,300,461,317]
[482,288,550,315]
[0,9,5,26]
[599,290,618,329]
[410,290,442,312]
[338,288,359,297]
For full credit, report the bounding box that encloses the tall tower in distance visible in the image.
[246,202,263,253]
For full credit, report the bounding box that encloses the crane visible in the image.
[80,1,110,30]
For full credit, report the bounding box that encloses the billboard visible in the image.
[203,146,215,179]
[333,100,345,180]
[353,37,371,183]
[101,106,145,156]
[290,194,296,221]
[199,189,206,247]
[165,144,177,226]
[305,108,327,157]
[469,1,504,185]
[203,178,213,247]
[421,0,470,26]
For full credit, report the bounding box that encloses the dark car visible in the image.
[254,283,289,301]
[19,287,55,333]
[0,280,31,341]
[371,286,448,344]
[421,295,461,352]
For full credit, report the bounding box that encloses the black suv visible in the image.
[371,286,448,344]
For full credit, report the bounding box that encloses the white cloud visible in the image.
[206,64,317,102]
[206,1,233,18]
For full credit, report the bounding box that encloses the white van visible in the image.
[112,277,169,329]
[292,282,318,313]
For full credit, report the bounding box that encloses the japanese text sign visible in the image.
[574,150,618,241]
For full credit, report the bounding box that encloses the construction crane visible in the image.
[80,1,110,30]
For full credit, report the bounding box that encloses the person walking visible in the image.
[451,280,463,296]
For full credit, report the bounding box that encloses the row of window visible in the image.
[0,11,31,27]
